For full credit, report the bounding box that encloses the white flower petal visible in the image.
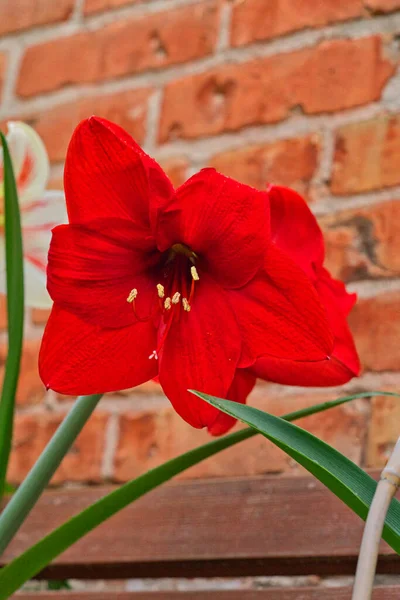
[0,248,53,309]
[0,190,67,308]
[21,189,67,229]
[6,121,50,206]
[24,259,52,309]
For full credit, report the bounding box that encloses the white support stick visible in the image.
[352,436,400,600]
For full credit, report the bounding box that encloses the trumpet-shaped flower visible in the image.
[251,185,361,386]
[40,117,345,434]
[0,122,67,308]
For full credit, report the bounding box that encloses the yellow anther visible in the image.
[182,298,191,312]
[191,266,199,281]
[127,288,138,303]
[157,283,165,298]
[172,292,181,304]
[164,297,172,310]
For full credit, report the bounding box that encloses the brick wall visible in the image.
[0,0,400,486]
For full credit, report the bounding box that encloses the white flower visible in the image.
[0,121,67,308]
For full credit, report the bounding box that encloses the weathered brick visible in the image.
[47,174,64,191]
[348,291,400,372]
[31,307,51,326]
[231,0,364,47]
[0,0,74,36]
[332,115,400,195]
[0,340,44,406]
[365,0,400,12]
[159,157,189,188]
[210,135,319,199]
[84,0,140,14]
[367,393,400,467]
[320,200,400,282]
[0,295,7,331]
[114,390,367,481]
[8,411,109,485]
[159,37,393,142]
[27,88,152,163]
[17,2,220,98]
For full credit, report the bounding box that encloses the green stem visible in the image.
[0,394,102,555]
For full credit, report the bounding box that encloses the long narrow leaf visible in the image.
[194,391,400,554]
[0,133,24,501]
[0,391,395,598]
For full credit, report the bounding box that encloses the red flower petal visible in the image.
[48,220,160,328]
[269,185,325,278]
[64,117,173,226]
[228,243,334,368]
[207,369,257,436]
[318,267,357,317]
[39,306,158,395]
[251,354,356,387]
[158,274,241,429]
[316,271,361,378]
[156,168,270,288]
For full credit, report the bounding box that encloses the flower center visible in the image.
[126,243,200,360]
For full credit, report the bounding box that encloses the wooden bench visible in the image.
[1,472,400,598]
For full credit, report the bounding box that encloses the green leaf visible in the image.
[3,483,15,495]
[46,580,71,591]
[0,394,103,555]
[194,390,400,554]
[0,391,392,598]
[0,133,24,501]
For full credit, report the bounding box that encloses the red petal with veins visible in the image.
[315,270,361,379]
[269,185,325,279]
[229,243,334,368]
[48,220,160,328]
[39,306,158,395]
[318,267,357,317]
[159,274,241,429]
[155,168,270,288]
[251,355,356,387]
[251,268,360,386]
[207,369,257,436]
[64,117,173,227]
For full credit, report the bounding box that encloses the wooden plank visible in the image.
[2,473,399,579]
[12,586,400,599]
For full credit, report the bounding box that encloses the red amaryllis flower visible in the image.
[39,117,336,435]
[251,185,361,386]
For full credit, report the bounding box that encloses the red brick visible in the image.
[27,88,152,163]
[159,37,393,142]
[17,2,220,98]
[367,393,400,467]
[8,411,109,485]
[0,0,74,36]
[31,307,51,325]
[0,295,7,331]
[159,157,188,188]
[84,0,140,14]
[320,200,400,282]
[114,390,367,481]
[365,0,400,12]
[0,340,44,406]
[231,0,364,47]
[47,174,64,191]
[348,291,400,372]
[210,135,319,199]
[332,115,400,195]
